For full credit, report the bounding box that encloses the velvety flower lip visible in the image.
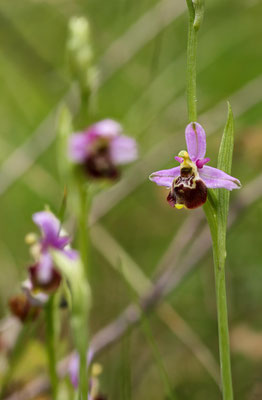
[149,122,241,209]
[68,119,138,178]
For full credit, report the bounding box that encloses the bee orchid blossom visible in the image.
[69,119,138,179]
[27,211,78,293]
[149,122,241,209]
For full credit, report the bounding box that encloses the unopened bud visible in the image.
[192,0,205,31]
[67,16,97,96]
[25,233,38,245]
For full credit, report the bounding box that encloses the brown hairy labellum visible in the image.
[84,145,119,180]
[167,167,207,209]
[29,264,61,293]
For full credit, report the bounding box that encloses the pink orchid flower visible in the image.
[149,122,241,209]
[69,119,138,179]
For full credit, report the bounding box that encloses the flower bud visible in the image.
[193,0,205,31]
[67,16,97,96]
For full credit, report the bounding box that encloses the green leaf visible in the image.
[217,102,234,240]
[52,251,91,400]
[203,189,218,243]
[52,250,91,317]
[56,105,73,184]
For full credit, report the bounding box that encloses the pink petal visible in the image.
[199,166,241,190]
[149,166,180,188]
[88,119,122,139]
[69,353,79,389]
[63,248,79,260]
[196,157,210,169]
[174,156,183,163]
[37,252,53,284]
[110,135,138,165]
[68,133,90,163]
[185,122,206,161]
[33,211,60,242]
[68,348,94,389]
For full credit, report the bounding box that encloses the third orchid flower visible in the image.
[149,122,241,209]
[27,211,78,294]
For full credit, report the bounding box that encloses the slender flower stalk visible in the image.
[52,251,91,400]
[209,225,234,400]
[45,295,59,400]
[185,1,234,398]
[76,177,90,279]
[204,105,235,400]
[186,0,198,122]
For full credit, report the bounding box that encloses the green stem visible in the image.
[71,316,89,400]
[45,296,59,400]
[74,177,92,398]
[186,0,198,122]
[186,0,233,397]
[77,177,90,280]
[212,241,234,400]
[204,198,234,400]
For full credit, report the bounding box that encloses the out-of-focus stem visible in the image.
[76,175,91,281]
[74,176,92,399]
[71,318,89,400]
[45,296,58,400]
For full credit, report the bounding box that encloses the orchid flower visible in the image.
[27,211,78,293]
[149,122,241,209]
[68,119,138,179]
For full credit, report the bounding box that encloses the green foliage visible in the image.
[217,103,235,241]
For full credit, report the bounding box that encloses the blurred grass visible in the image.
[1,0,262,399]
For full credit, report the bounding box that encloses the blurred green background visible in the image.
[1,0,262,399]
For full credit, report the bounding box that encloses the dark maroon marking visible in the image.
[181,166,192,177]
[84,146,120,180]
[167,191,176,207]
[167,178,207,209]
[29,263,61,293]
